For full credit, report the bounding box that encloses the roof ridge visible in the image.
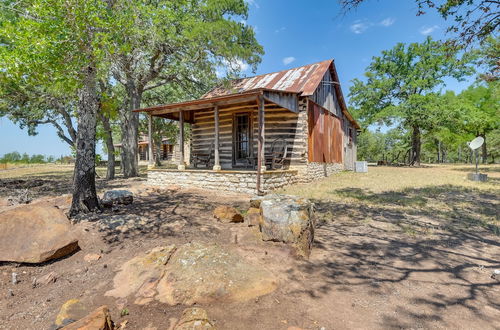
[232,58,333,82]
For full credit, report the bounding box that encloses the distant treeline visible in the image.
[0,151,74,164]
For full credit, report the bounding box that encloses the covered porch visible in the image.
[135,89,304,194]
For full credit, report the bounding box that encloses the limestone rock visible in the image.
[101,190,133,207]
[213,206,243,223]
[84,253,102,262]
[61,305,114,330]
[156,242,277,305]
[105,245,177,305]
[249,197,263,209]
[54,299,89,328]
[244,207,262,227]
[0,202,79,263]
[174,307,215,330]
[106,243,277,306]
[259,194,315,258]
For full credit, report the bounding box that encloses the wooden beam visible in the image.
[256,94,265,195]
[178,111,185,170]
[148,114,154,167]
[148,95,259,116]
[213,105,221,171]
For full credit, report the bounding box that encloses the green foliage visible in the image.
[357,128,409,162]
[350,37,474,164]
[340,0,499,46]
[0,151,54,164]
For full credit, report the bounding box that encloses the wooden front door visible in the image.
[233,113,252,166]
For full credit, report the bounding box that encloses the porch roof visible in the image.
[133,88,299,123]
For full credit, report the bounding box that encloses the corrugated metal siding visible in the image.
[203,60,333,98]
[308,101,343,163]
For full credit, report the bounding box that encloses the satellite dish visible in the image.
[468,136,484,150]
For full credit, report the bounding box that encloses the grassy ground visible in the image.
[283,164,499,235]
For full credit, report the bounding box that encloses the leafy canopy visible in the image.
[349,37,474,131]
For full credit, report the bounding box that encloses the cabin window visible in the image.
[233,113,251,165]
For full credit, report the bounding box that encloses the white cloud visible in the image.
[350,20,371,34]
[380,18,395,27]
[282,56,296,65]
[275,26,286,33]
[419,25,439,35]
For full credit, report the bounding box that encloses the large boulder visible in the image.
[259,194,315,258]
[0,202,79,263]
[213,206,243,223]
[61,305,114,330]
[101,190,133,207]
[174,307,215,330]
[106,243,277,306]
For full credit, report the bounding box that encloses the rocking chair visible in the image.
[265,138,288,170]
[192,142,214,168]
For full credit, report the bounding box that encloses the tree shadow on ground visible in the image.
[289,184,500,328]
[91,188,247,247]
[450,165,500,173]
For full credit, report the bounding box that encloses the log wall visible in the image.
[190,104,307,169]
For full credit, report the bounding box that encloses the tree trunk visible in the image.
[98,112,115,180]
[154,136,162,167]
[410,126,421,166]
[481,133,487,164]
[120,87,141,177]
[69,64,100,217]
[437,140,441,163]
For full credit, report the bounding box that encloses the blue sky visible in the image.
[0,0,475,157]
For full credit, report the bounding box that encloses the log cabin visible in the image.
[134,59,360,194]
[114,135,189,165]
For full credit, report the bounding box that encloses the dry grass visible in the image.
[282,164,500,235]
[0,164,77,179]
[283,164,500,198]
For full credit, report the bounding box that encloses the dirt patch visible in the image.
[0,165,499,329]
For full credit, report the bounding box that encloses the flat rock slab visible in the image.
[106,242,277,306]
[0,202,79,263]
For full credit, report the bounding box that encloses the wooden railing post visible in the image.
[256,94,265,195]
[148,114,154,168]
[178,111,186,170]
[213,105,221,171]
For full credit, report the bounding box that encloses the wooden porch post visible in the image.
[256,94,265,195]
[178,111,186,170]
[213,105,221,171]
[148,114,154,168]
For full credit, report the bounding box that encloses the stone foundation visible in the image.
[148,169,299,194]
[148,162,343,195]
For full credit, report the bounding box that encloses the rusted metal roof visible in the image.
[203,59,333,98]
